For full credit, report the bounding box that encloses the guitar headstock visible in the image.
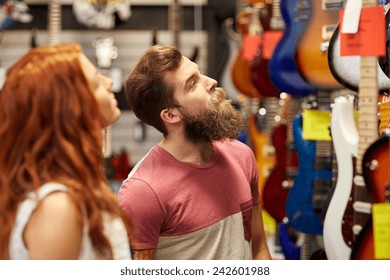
[92,36,118,70]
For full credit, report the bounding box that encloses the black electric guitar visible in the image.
[328,7,390,92]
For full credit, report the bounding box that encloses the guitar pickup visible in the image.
[322,0,344,11]
[353,201,372,214]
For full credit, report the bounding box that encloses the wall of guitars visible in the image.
[223,0,390,260]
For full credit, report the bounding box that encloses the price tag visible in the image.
[303,109,332,141]
[372,203,390,259]
[340,6,386,56]
[242,34,262,61]
[262,31,283,59]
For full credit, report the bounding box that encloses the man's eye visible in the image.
[191,80,198,87]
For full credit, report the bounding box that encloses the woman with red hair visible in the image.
[0,43,132,259]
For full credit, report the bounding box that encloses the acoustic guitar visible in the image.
[295,0,343,89]
[269,0,316,97]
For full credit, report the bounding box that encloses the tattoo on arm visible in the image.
[131,249,156,260]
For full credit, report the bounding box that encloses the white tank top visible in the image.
[9,182,131,260]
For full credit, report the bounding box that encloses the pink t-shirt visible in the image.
[118,140,259,259]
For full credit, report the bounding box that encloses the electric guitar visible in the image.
[351,61,390,261]
[328,19,390,92]
[269,0,316,97]
[250,0,283,98]
[348,0,382,258]
[247,97,279,197]
[350,135,389,259]
[231,2,260,98]
[262,94,301,223]
[323,94,358,259]
[295,0,344,89]
[220,18,241,102]
[286,92,334,235]
[279,218,301,260]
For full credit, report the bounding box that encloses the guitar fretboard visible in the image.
[48,0,61,46]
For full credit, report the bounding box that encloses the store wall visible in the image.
[0,0,238,165]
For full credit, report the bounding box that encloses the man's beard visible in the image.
[178,88,244,143]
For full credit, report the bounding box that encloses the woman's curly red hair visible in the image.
[0,43,132,259]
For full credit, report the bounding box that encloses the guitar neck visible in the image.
[270,0,284,30]
[352,0,380,240]
[170,0,182,50]
[48,0,61,46]
[357,56,379,174]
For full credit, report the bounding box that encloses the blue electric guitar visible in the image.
[285,93,333,235]
[285,114,324,235]
[269,0,316,97]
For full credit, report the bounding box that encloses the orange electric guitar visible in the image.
[295,0,344,89]
[231,0,262,98]
[247,98,280,199]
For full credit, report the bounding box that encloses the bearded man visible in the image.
[118,45,271,260]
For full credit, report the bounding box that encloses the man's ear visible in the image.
[160,108,181,124]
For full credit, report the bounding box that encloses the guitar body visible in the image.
[295,0,342,89]
[220,18,240,102]
[269,0,315,97]
[285,115,323,235]
[231,9,260,98]
[248,114,276,197]
[279,219,301,260]
[328,26,390,92]
[262,123,289,222]
[323,95,358,259]
[250,2,281,98]
[351,135,390,260]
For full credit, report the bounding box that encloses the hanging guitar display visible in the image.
[323,94,358,259]
[247,97,279,198]
[250,0,283,98]
[285,92,334,235]
[295,0,344,90]
[231,1,260,98]
[262,94,300,223]
[328,15,390,93]
[268,0,316,97]
[335,0,385,259]
[350,135,390,259]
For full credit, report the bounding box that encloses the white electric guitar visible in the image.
[323,95,358,259]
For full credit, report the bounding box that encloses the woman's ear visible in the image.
[160,108,180,124]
